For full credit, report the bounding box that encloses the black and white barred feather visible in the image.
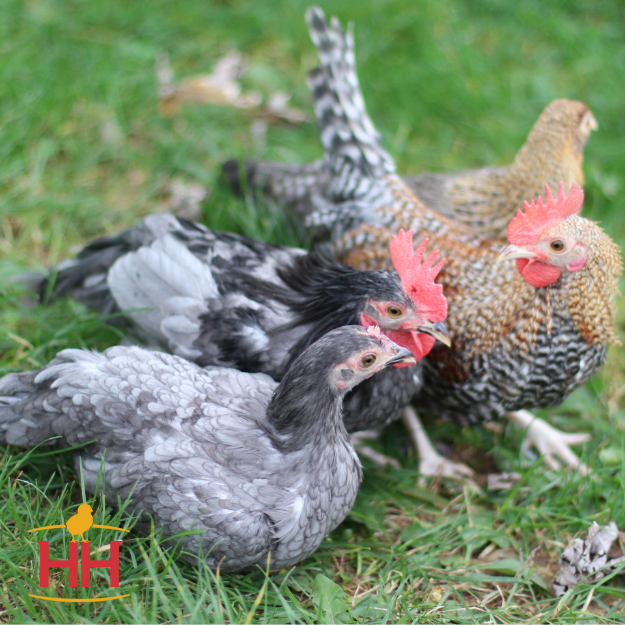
[417,299,608,424]
[221,7,398,240]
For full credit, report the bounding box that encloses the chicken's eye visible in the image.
[550,240,565,252]
[386,306,402,317]
[360,353,377,368]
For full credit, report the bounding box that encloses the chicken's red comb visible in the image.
[507,182,584,245]
[389,230,447,323]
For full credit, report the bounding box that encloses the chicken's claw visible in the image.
[506,410,590,475]
[418,452,476,481]
[350,431,401,469]
[401,407,479,490]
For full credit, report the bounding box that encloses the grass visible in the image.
[1,0,625,621]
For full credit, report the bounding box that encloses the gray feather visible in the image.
[0,326,397,571]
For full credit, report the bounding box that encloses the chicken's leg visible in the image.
[506,410,590,475]
[401,407,475,481]
[350,431,401,468]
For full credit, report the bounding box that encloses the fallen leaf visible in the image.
[487,472,523,491]
[156,51,308,124]
[266,91,310,123]
[158,51,258,116]
[161,179,210,221]
[553,521,625,596]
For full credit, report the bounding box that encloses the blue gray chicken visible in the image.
[0,326,415,571]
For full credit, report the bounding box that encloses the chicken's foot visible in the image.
[350,430,401,469]
[401,407,476,483]
[506,409,590,475]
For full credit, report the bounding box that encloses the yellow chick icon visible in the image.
[65,504,94,542]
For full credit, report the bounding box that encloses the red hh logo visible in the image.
[28,503,130,603]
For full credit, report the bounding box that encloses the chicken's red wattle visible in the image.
[516,258,562,288]
[386,330,435,367]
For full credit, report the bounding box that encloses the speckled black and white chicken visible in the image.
[0,326,414,571]
[41,216,450,467]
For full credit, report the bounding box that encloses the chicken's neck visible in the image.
[497,146,581,225]
[277,257,401,368]
[446,256,620,360]
[266,370,348,453]
[557,254,621,347]
[509,115,582,184]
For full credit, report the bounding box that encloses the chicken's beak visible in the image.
[414,320,452,347]
[386,346,417,367]
[586,112,599,132]
[497,244,540,264]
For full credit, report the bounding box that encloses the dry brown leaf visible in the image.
[265,91,310,123]
[161,179,210,221]
[487,472,523,491]
[156,51,308,124]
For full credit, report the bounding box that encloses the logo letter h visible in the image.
[38,541,78,587]
[37,540,122,588]
[81,541,122,587]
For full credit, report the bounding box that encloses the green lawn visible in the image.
[2,0,625,622]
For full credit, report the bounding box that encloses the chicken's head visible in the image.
[535,100,597,164]
[360,230,450,365]
[331,326,417,391]
[499,182,588,288]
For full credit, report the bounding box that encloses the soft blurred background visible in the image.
[2,0,625,622]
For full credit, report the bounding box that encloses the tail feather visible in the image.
[40,237,138,315]
[0,352,112,447]
[306,6,395,200]
[39,215,177,316]
[43,242,127,315]
[221,7,396,234]
[300,7,398,240]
